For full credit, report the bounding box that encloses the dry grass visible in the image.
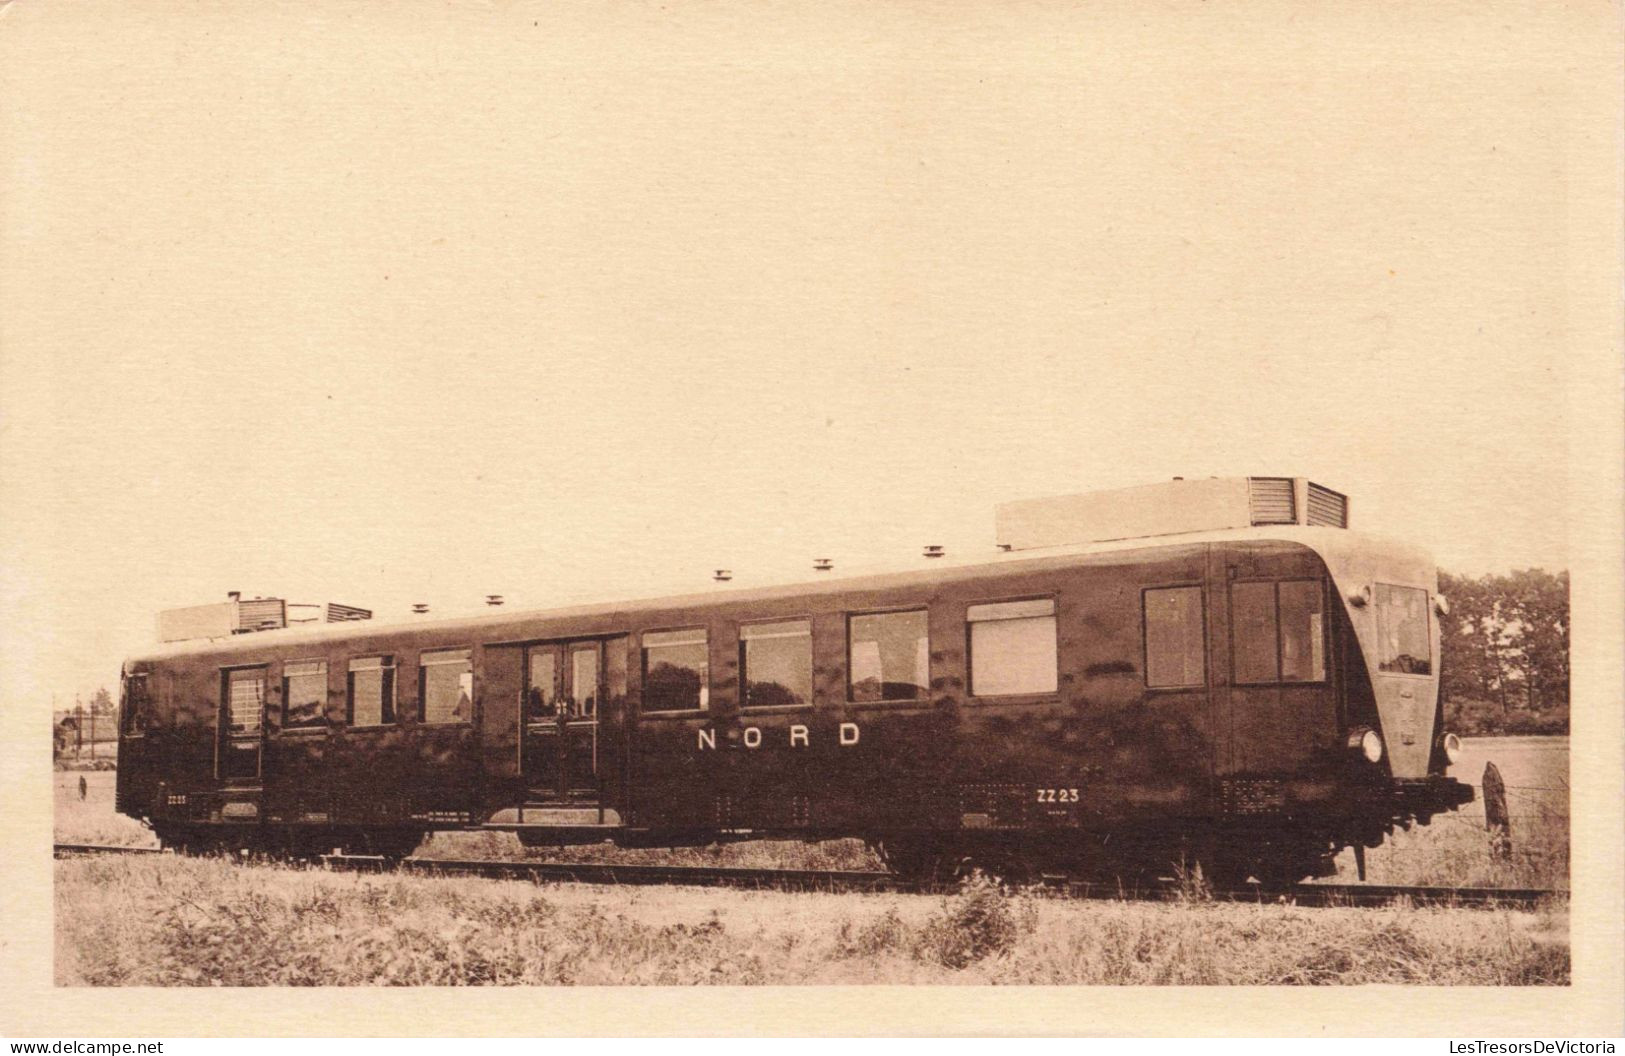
[54,855,1569,986]
[53,772,157,848]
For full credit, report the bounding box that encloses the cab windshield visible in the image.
[1375,583,1431,675]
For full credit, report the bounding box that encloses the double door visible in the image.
[523,640,601,800]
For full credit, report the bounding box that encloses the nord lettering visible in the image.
[694,722,861,750]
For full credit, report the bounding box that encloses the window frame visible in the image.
[964,595,1060,701]
[639,626,710,716]
[845,607,932,707]
[416,646,475,726]
[1142,584,1209,690]
[1227,578,1330,687]
[280,658,330,733]
[738,616,815,713]
[1373,581,1434,679]
[346,655,397,728]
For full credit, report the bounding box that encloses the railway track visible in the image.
[54,842,1562,909]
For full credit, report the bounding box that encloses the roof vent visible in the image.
[1306,482,1349,528]
[1248,477,1297,525]
[713,569,733,582]
[485,594,504,607]
[813,558,833,572]
[412,603,430,614]
[922,545,945,559]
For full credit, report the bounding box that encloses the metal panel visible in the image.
[156,602,237,643]
[1247,477,1297,525]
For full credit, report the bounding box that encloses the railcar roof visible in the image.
[127,525,1433,664]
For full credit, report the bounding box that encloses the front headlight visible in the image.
[1347,726,1384,763]
[1440,731,1462,765]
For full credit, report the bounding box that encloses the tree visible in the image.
[1499,569,1569,711]
[1438,566,1569,734]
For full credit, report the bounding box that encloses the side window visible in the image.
[967,599,1057,696]
[225,667,266,733]
[571,646,599,717]
[1144,586,1206,688]
[1231,580,1327,684]
[848,610,929,702]
[1231,581,1279,683]
[419,648,473,723]
[740,619,813,709]
[525,647,560,721]
[1279,579,1327,680]
[348,656,395,726]
[1375,583,1431,675]
[642,629,709,712]
[282,660,328,729]
[121,672,151,735]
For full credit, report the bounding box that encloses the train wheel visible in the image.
[349,831,424,863]
[873,839,943,884]
[960,853,1035,889]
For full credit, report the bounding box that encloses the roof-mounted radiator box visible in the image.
[994,476,1348,552]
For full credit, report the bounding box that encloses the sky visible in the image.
[1,1,1611,708]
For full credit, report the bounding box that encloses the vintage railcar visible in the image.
[116,477,1472,884]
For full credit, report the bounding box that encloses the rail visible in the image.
[54,843,1562,909]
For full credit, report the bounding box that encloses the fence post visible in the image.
[1483,761,1511,861]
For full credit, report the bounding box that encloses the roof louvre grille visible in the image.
[1306,482,1349,528]
[1248,477,1297,525]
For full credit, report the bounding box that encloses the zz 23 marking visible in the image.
[1035,787,1080,803]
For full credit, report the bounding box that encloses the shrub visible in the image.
[916,873,1036,969]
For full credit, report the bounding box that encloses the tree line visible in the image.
[1438,568,1569,735]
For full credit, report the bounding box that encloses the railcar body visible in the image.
[117,479,1472,884]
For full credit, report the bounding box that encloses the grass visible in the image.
[53,772,157,848]
[54,854,1569,986]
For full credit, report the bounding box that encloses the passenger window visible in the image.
[1279,580,1327,681]
[419,648,473,723]
[348,656,395,726]
[1375,583,1431,675]
[525,647,560,720]
[741,619,813,709]
[572,646,599,717]
[282,660,328,729]
[968,599,1057,696]
[225,667,266,733]
[642,629,709,712]
[1231,580,1327,684]
[848,610,929,702]
[1144,587,1206,688]
[1231,581,1279,683]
